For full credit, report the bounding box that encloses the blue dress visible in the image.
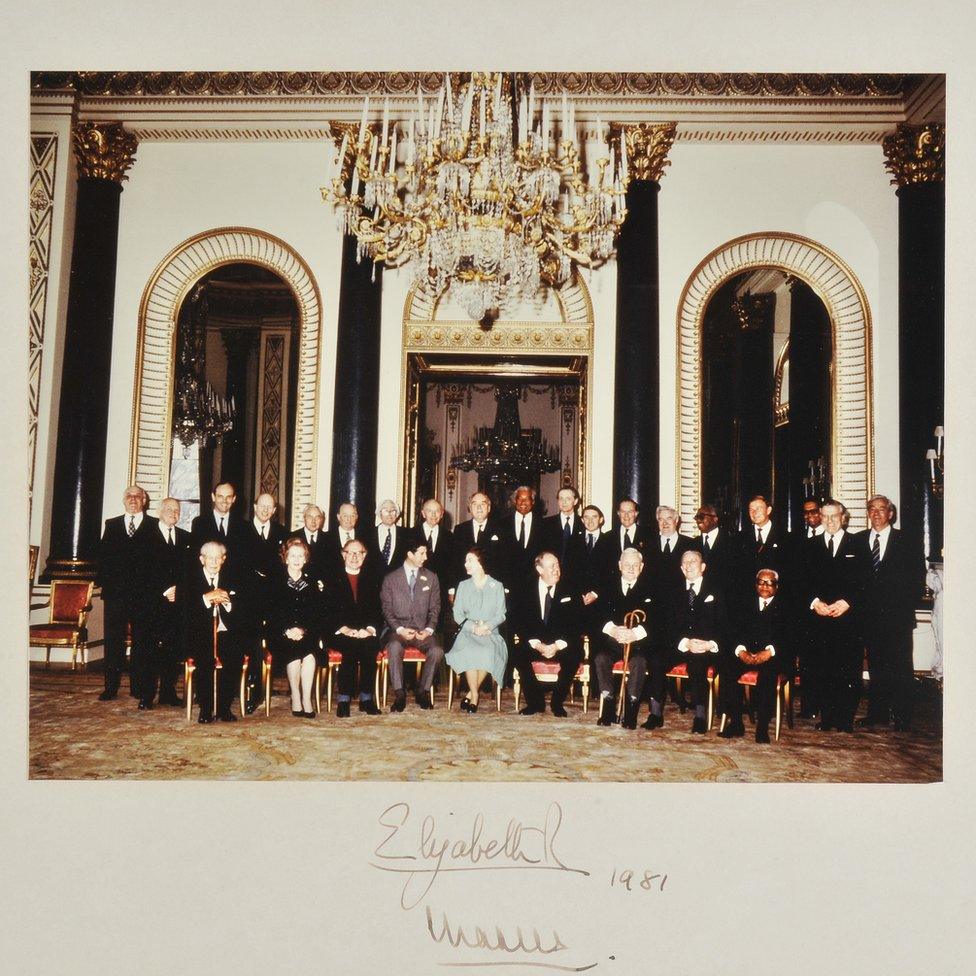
[445,575,508,685]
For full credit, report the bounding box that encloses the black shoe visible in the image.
[597,698,617,727]
[303,709,316,719]
[622,698,639,730]
[337,701,350,718]
[359,699,381,715]
[551,702,568,718]
[718,720,745,739]
[755,726,771,744]
[415,690,434,709]
[520,704,543,716]
[391,690,406,713]
[815,721,834,732]
[245,699,260,715]
[292,709,304,717]
[161,695,184,707]
[198,713,214,724]
[218,711,237,722]
[466,702,479,714]
[640,713,664,731]
[138,700,153,711]
[460,697,473,713]
[98,690,117,702]
[691,716,707,734]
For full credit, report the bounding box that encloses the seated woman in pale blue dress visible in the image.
[445,546,508,713]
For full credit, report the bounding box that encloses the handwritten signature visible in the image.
[371,800,589,909]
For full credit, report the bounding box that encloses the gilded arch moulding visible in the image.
[675,232,874,532]
[129,227,322,529]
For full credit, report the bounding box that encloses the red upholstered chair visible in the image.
[718,671,793,741]
[182,654,249,721]
[512,660,590,713]
[377,646,435,708]
[29,579,94,669]
[666,661,719,730]
[314,648,384,714]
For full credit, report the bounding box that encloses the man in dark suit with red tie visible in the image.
[803,499,866,733]
[857,494,923,730]
[143,497,192,708]
[719,568,794,743]
[184,540,243,723]
[325,538,384,717]
[668,549,729,734]
[96,485,157,702]
[510,552,584,717]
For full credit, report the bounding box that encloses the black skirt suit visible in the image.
[264,570,323,663]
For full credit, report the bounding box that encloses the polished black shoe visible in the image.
[337,701,351,718]
[621,698,639,730]
[597,698,617,727]
[459,697,473,713]
[98,690,117,702]
[520,704,543,716]
[359,699,381,715]
[302,709,316,719]
[218,711,238,722]
[755,726,771,744]
[718,720,745,739]
[198,713,214,724]
[466,702,479,714]
[691,716,707,734]
[245,699,260,715]
[415,690,434,709]
[292,709,304,717]
[551,702,568,718]
[391,690,407,713]
[640,712,664,731]
[138,700,153,711]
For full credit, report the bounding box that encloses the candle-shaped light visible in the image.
[527,80,534,128]
[335,132,348,185]
[407,116,415,166]
[359,95,370,143]
[934,425,944,456]
[620,125,628,184]
[562,93,568,135]
[542,98,549,149]
[479,88,486,138]
[388,124,398,175]
[417,84,424,133]
[444,73,453,123]
[519,94,527,143]
[369,129,379,171]
[926,449,938,479]
[462,84,473,133]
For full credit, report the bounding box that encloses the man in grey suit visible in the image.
[379,540,445,711]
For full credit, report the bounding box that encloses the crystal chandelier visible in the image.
[323,72,629,322]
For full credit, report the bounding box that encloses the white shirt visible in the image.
[825,529,846,553]
[754,523,770,545]
[202,572,232,628]
[379,525,394,558]
[424,524,438,550]
[685,578,703,597]
[125,512,144,532]
[700,527,719,550]
[561,515,575,532]
[529,580,568,652]
[806,525,825,538]
[157,522,175,543]
[472,520,488,540]
[869,525,891,561]
[252,517,270,538]
[341,529,355,545]
[677,578,718,654]
[660,532,679,552]
[212,510,228,529]
[515,512,533,544]
[305,529,318,545]
[619,525,636,549]
[601,578,648,643]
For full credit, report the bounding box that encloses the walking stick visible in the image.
[616,608,647,721]
[212,601,221,717]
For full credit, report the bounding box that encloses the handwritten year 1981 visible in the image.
[610,866,668,892]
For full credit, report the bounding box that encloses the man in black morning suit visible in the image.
[189,481,249,576]
[451,491,507,591]
[802,499,866,733]
[184,540,244,723]
[602,498,652,576]
[539,486,587,593]
[579,505,612,640]
[510,552,584,717]
[592,547,662,730]
[498,486,544,592]
[645,504,697,602]
[142,497,192,708]
[692,504,736,595]
[856,494,922,730]
[299,504,329,582]
[718,568,794,743]
[667,549,729,734]
[736,494,796,599]
[322,501,361,582]
[325,538,384,717]
[412,498,456,632]
[96,485,157,702]
[240,492,289,711]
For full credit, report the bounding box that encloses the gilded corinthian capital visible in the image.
[620,122,677,183]
[72,122,138,183]
[882,123,944,187]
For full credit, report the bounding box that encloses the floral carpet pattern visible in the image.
[28,669,942,783]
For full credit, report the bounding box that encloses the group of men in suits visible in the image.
[95,480,922,737]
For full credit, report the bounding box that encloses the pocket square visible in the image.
[490,534,499,541]
[845,553,855,558]
[560,596,571,603]
[704,594,715,603]
[422,585,430,591]
[643,597,652,603]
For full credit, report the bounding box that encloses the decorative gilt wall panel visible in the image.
[28,133,58,522]
[130,228,321,529]
[255,329,291,509]
[676,233,873,532]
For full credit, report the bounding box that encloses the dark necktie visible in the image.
[702,535,710,554]
[543,586,552,624]
[664,538,672,555]
[563,518,571,541]
[808,528,815,539]
[760,598,768,612]
[219,517,226,538]
[587,533,594,553]
[687,584,695,608]
[310,532,316,545]
[828,535,835,557]
[127,517,135,537]
[261,524,267,540]
[624,530,632,549]
[382,529,392,563]
[168,528,175,546]
[408,570,416,596]
[872,533,881,573]
[427,528,435,552]
[756,527,763,552]
[518,517,525,548]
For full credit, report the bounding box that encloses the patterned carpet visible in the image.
[28,668,943,783]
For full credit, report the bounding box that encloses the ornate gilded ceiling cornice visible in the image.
[32,70,925,100]
[882,122,945,186]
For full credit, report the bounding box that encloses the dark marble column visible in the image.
[612,123,676,508]
[328,232,383,515]
[883,123,945,577]
[42,123,137,581]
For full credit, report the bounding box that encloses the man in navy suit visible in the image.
[857,494,923,730]
[96,485,157,702]
[510,552,584,717]
[719,568,794,743]
[803,499,866,733]
[602,497,652,575]
[540,487,587,592]
[646,505,697,603]
[692,503,736,595]
[143,497,192,708]
[451,491,506,590]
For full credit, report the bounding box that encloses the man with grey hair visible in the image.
[300,503,328,580]
[647,504,695,603]
[369,498,409,573]
[96,485,157,702]
[323,501,360,581]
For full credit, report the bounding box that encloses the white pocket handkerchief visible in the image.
[560,596,571,603]
[704,593,715,603]
[422,585,430,591]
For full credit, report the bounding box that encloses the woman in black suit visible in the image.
[266,536,323,717]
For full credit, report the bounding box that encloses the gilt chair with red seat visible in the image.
[377,646,435,708]
[718,670,793,741]
[182,655,249,722]
[314,647,384,714]
[513,634,591,713]
[446,670,502,711]
[666,661,719,730]
[29,579,94,670]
